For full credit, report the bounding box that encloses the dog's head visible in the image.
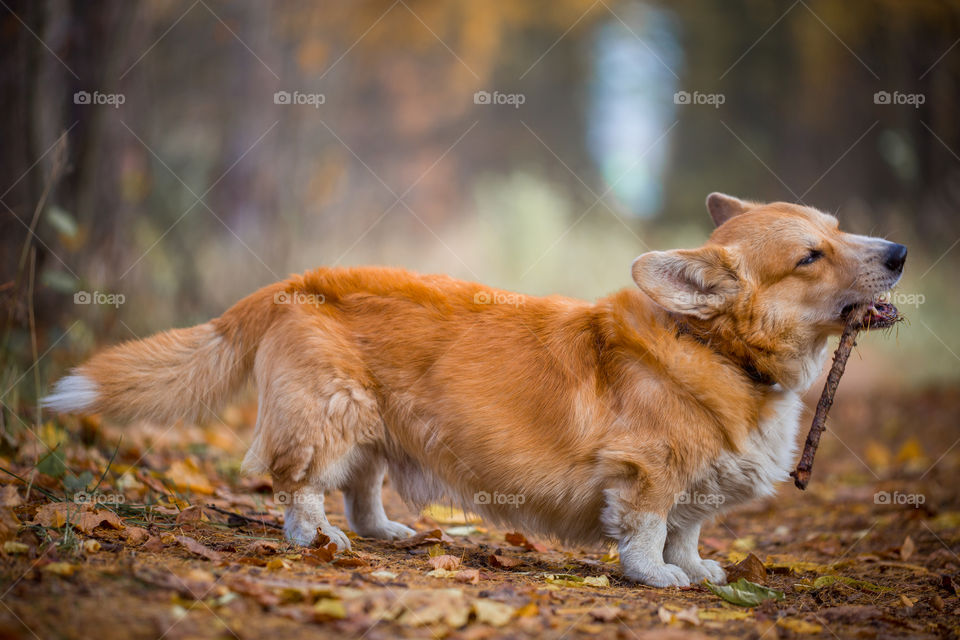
[631,193,906,387]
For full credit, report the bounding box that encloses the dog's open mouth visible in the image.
[841,298,901,331]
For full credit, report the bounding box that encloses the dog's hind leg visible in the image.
[343,448,415,540]
[242,315,382,551]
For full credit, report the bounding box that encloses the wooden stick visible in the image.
[790,321,859,490]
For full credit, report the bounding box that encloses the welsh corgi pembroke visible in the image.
[44,193,906,587]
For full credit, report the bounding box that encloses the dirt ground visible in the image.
[1,384,958,640]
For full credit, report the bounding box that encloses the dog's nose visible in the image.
[883,243,907,273]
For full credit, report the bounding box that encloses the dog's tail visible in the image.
[43,284,285,423]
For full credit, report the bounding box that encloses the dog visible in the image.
[43,193,906,587]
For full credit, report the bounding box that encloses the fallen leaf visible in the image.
[42,562,78,577]
[900,594,915,608]
[455,569,480,585]
[705,578,784,607]
[472,598,515,626]
[900,535,915,561]
[82,539,100,553]
[698,608,752,621]
[3,541,29,554]
[123,526,151,545]
[266,558,290,571]
[394,529,453,548]
[420,504,482,524]
[589,606,620,622]
[489,554,522,569]
[175,535,223,562]
[313,598,346,620]
[797,575,891,593]
[726,552,765,583]
[429,554,461,571]
[505,531,548,553]
[247,539,279,554]
[175,505,206,524]
[370,570,398,581]
[0,508,21,542]
[33,503,123,534]
[166,459,215,495]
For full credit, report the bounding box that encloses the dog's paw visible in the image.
[625,563,691,588]
[683,558,727,584]
[354,520,416,541]
[320,525,352,552]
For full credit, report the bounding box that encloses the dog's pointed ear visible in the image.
[631,246,739,319]
[706,192,749,227]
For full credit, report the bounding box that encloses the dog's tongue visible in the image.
[850,300,901,331]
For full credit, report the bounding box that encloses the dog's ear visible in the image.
[706,192,749,227]
[631,247,739,319]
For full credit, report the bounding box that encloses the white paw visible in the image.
[320,524,352,552]
[625,563,691,588]
[683,558,727,584]
[284,516,318,547]
[354,519,416,541]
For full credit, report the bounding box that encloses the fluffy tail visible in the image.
[43,284,283,422]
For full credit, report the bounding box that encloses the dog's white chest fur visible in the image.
[670,389,804,527]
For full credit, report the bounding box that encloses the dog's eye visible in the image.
[796,249,823,267]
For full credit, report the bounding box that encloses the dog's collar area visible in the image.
[674,320,778,387]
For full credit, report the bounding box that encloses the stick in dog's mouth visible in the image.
[791,297,903,490]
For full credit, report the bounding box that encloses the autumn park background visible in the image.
[1,1,959,638]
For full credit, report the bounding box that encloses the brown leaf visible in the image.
[900,535,915,561]
[175,505,206,524]
[74,509,123,534]
[246,539,279,555]
[725,552,764,584]
[142,536,165,552]
[123,526,151,545]
[589,606,621,622]
[454,568,481,584]
[394,528,453,548]
[0,485,22,507]
[504,531,548,553]
[428,554,461,570]
[175,535,223,562]
[489,554,522,569]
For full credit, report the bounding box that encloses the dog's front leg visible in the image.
[603,489,691,587]
[664,520,726,584]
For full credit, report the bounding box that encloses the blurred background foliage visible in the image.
[2,0,960,434]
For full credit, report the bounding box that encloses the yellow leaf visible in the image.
[3,541,29,554]
[42,562,78,577]
[82,539,101,553]
[864,441,892,470]
[420,504,482,524]
[266,558,289,571]
[896,438,926,465]
[313,598,346,620]
[166,459,214,495]
[583,575,610,588]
